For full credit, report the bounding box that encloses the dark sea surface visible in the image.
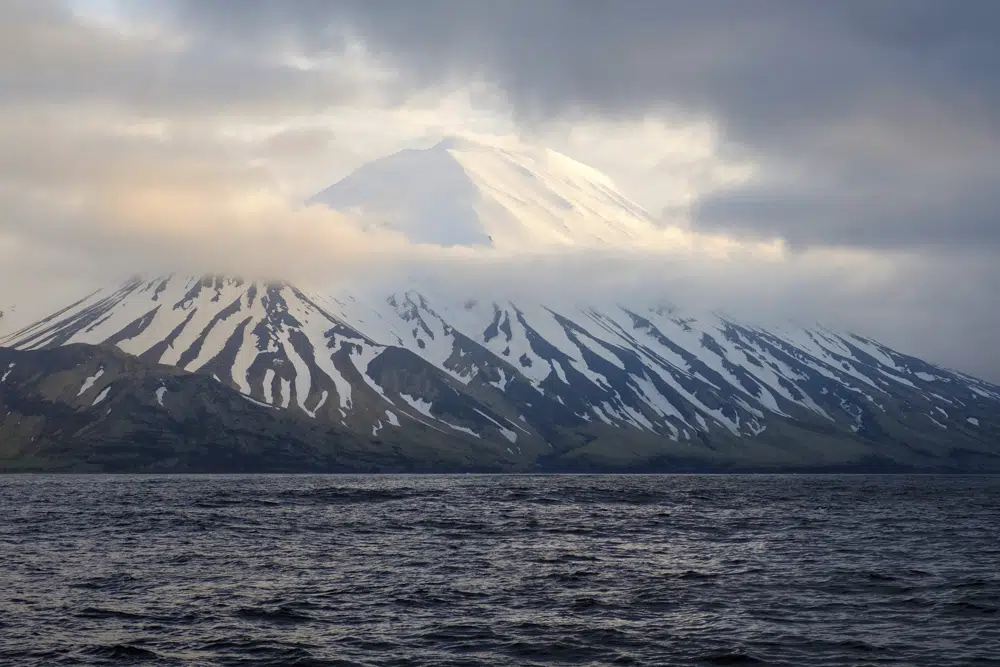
[1,474,998,666]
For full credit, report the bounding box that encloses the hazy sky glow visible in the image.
[1,1,998,381]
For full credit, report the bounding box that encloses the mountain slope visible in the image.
[3,274,999,472]
[0,344,528,473]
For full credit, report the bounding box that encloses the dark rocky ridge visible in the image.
[0,345,523,473]
[1,340,998,473]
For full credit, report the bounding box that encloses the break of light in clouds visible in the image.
[0,0,998,381]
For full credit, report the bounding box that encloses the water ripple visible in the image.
[1,474,998,666]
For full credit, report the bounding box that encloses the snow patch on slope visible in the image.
[78,369,104,396]
[92,386,111,406]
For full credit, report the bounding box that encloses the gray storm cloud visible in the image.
[0,1,997,381]
[155,0,1000,250]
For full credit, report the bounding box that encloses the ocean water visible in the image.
[1,474,998,666]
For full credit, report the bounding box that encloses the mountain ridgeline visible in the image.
[1,137,998,472]
[2,274,998,473]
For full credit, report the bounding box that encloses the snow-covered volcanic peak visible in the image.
[3,136,998,465]
[4,274,999,457]
[309,134,658,249]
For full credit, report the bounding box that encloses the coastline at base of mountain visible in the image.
[2,344,998,474]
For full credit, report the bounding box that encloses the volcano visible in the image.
[2,136,998,472]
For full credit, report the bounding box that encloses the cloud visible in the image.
[153,0,1000,250]
[348,241,1000,384]
[0,1,997,382]
[0,0,399,122]
[0,111,422,286]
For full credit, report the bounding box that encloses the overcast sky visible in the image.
[1,0,998,381]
